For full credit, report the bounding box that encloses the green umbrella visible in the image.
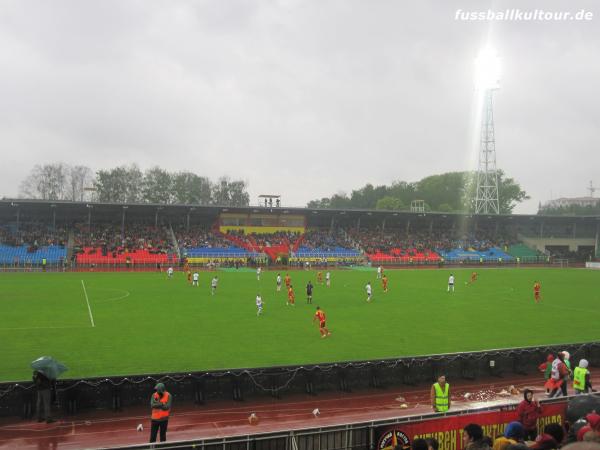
[31,356,68,380]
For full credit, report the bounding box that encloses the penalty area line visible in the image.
[81,280,95,328]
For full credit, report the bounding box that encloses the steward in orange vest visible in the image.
[150,383,172,443]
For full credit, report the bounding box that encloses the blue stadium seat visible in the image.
[0,245,66,264]
[183,246,257,258]
[295,246,361,257]
[437,247,514,262]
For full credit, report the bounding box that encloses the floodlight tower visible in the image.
[474,47,500,215]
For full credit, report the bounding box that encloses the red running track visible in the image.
[0,373,591,449]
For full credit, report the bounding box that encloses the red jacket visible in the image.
[516,399,541,429]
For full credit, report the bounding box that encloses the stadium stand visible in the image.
[73,223,174,265]
[546,245,595,261]
[224,229,300,261]
[175,225,233,249]
[0,244,66,264]
[431,230,516,262]
[174,226,259,265]
[436,247,514,262]
[506,243,545,262]
[349,228,441,263]
[0,223,67,264]
[2,201,595,269]
[291,229,363,264]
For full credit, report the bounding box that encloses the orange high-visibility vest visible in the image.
[151,392,171,420]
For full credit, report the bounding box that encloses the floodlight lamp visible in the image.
[475,46,500,90]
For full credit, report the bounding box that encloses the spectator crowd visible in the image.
[0,223,67,250]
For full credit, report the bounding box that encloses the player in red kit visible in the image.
[284,274,291,289]
[287,285,295,306]
[313,306,331,338]
[533,281,542,303]
[466,271,478,286]
[382,274,389,293]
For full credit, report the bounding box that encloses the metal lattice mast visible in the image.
[475,89,500,214]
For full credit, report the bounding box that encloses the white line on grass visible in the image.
[93,289,131,304]
[0,325,90,331]
[81,280,95,327]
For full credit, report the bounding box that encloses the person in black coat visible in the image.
[33,371,54,423]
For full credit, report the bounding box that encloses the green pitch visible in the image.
[1,268,599,382]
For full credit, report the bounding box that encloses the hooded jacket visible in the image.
[529,433,558,450]
[576,414,600,441]
[492,422,524,450]
[150,383,172,421]
[516,389,541,429]
[539,354,554,380]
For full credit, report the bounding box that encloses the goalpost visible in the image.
[552,258,569,268]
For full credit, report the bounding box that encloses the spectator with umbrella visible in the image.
[31,356,68,424]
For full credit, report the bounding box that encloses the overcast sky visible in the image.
[1,0,598,213]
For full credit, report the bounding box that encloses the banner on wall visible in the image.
[376,401,567,450]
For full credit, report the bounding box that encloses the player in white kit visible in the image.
[276,273,282,291]
[167,267,174,279]
[211,276,218,295]
[365,282,372,302]
[256,294,263,316]
[192,272,199,286]
[256,267,262,281]
[447,274,455,292]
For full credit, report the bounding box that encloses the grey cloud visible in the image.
[0,0,598,211]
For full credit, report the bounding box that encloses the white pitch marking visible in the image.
[93,289,131,303]
[81,280,95,327]
[0,325,89,331]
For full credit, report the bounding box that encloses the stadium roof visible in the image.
[1,198,599,224]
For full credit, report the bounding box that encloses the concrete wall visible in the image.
[518,234,595,252]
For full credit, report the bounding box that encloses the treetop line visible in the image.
[22,163,599,215]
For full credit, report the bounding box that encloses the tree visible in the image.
[67,165,93,202]
[211,177,250,206]
[329,193,352,209]
[462,170,529,214]
[415,172,467,212]
[212,177,231,205]
[497,171,529,214]
[307,171,528,214]
[19,163,68,200]
[307,193,352,209]
[387,180,417,206]
[172,172,212,205]
[94,165,143,203]
[142,167,173,204]
[375,196,404,210]
[17,163,252,206]
[437,203,454,212]
[228,180,250,207]
[307,197,332,209]
[349,184,388,209]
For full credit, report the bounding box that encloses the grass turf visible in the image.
[1,267,599,382]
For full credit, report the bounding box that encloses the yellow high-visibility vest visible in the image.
[433,382,450,412]
[573,367,588,392]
